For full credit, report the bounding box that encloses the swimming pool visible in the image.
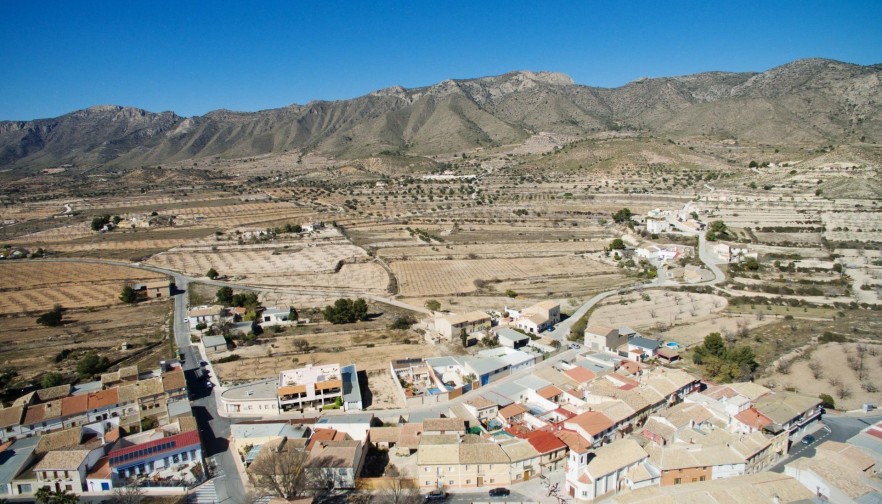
[665,342,680,349]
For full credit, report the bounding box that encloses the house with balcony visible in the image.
[277,364,343,412]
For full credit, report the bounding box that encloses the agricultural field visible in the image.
[0,301,172,391]
[763,342,882,411]
[0,262,169,315]
[391,255,620,297]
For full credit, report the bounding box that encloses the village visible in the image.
[1,196,879,504]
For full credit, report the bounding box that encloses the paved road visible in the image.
[769,414,882,473]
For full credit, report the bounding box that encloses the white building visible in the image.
[278,364,343,412]
[565,438,654,501]
[646,219,668,234]
[187,305,224,330]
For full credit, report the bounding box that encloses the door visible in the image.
[476,476,483,487]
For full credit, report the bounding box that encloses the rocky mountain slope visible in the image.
[1,58,880,170]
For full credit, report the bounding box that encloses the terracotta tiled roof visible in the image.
[565,411,614,436]
[60,394,89,417]
[87,388,119,410]
[307,429,349,450]
[525,429,566,454]
[537,385,563,400]
[564,367,597,384]
[499,403,528,420]
[734,407,773,430]
[87,456,111,479]
[554,429,590,453]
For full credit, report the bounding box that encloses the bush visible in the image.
[37,304,64,327]
[206,268,219,279]
[818,393,835,409]
[119,285,138,304]
[217,354,241,364]
[216,286,233,304]
[40,372,64,389]
[390,315,417,330]
[76,352,109,378]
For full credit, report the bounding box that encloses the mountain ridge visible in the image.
[1,58,880,170]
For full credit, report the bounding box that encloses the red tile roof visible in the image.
[525,430,566,454]
[554,429,590,453]
[564,367,596,384]
[734,407,773,430]
[537,385,563,400]
[61,394,89,417]
[565,411,615,437]
[87,388,119,410]
[307,429,349,450]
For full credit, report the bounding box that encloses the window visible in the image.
[674,478,682,485]
[466,480,471,484]
[449,480,454,485]
[426,481,432,486]
[65,485,72,491]
[424,467,430,472]
[699,476,706,482]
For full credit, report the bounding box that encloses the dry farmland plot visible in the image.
[0,262,167,314]
[377,240,608,260]
[763,342,882,411]
[214,329,441,382]
[147,243,368,277]
[244,263,389,294]
[0,302,171,384]
[391,256,617,297]
[587,291,728,342]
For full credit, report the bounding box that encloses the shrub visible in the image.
[37,304,64,327]
[206,268,219,279]
[818,393,835,409]
[119,285,137,304]
[390,315,417,330]
[76,352,109,378]
[217,354,241,364]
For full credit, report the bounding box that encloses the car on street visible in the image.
[424,490,448,501]
[568,343,581,350]
[801,434,815,445]
[206,382,214,389]
[489,488,510,497]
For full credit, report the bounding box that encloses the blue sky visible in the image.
[1,0,880,120]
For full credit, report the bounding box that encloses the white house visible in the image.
[646,219,668,234]
[260,307,293,326]
[187,305,225,330]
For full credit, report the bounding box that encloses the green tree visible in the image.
[76,352,109,378]
[206,268,219,279]
[216,286,234,304]
[288,306,298,321]
[353,298,368,321]
[609,238,625,250]
[119,285,138,304]
[460,330,468,347]
[91,214,111,231]
[818,393,835,410]
[505,289,518,298]
[703,332,726,357]
[40,372,64,389]
[612,208,633,224]
[37,304,64,327]
[35,488,78,504]
[425,299,441,312]
[323,298,368,324]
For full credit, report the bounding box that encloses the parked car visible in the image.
[568,343,581,350]
[206,382,214,389]
[801,434,815,445]
[199,361,208,367]
[424,490,448,501]
[489,488,511,497]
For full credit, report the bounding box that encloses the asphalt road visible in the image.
[769,414,882,473]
